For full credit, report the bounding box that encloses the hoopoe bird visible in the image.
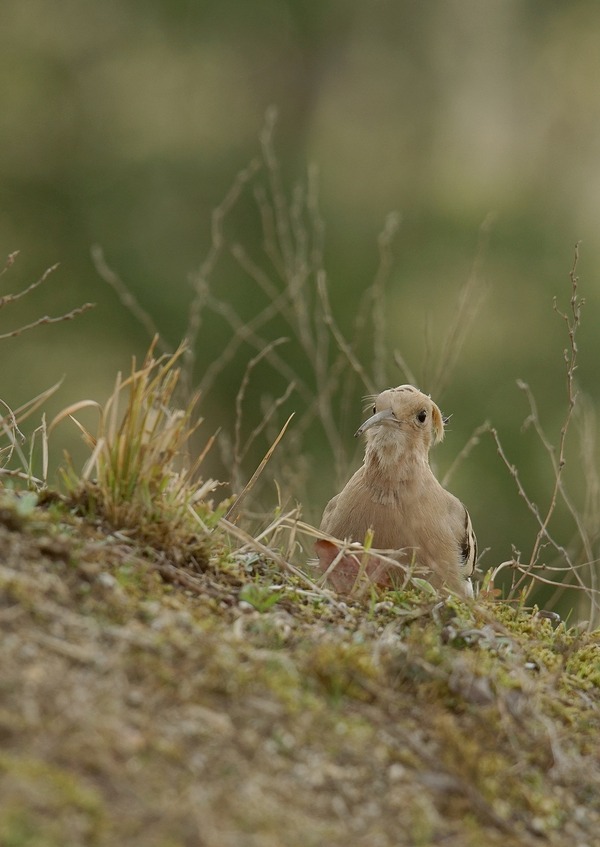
[316,385,477,597]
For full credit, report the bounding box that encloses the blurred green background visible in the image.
[1,0,600,601]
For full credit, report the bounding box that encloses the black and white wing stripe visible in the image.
[459,508,477,596]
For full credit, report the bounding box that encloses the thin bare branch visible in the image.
[0,262,59,309]
[518,379,594,569]
[372,211,401,388]
[489,426,575,572]
[393,349,419,386]
[490,245,598,624]
[184,156,262,389]
[259,106,295,275]
[195,293,312,404]
[91,246,167,349]
[231,337,290,485]
[0,302,95,341]
[441,421,490,488]
[527,245,582,571]
[428,212,494,398]
[0,251,19,278]
[240,381,296,464]
[317,270,376,395]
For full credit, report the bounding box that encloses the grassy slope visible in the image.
[0,487,599,847]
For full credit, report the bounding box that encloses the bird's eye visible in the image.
[417,409,427,423]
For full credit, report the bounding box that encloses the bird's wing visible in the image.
[459,507,477,578]
[319,493,340,532]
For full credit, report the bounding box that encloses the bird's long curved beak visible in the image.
[354,408,396,437]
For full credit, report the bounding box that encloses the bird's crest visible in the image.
[430,401,445,444]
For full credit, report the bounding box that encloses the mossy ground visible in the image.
[0,487,598,847]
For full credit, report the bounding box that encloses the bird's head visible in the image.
[355,385,446,453]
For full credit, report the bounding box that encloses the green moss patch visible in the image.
[0,487,598,846]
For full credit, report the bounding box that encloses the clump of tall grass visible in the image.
[50,338,223,564]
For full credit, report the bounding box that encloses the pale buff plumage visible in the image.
[317,385,477,597]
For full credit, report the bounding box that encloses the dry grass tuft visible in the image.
[49,337,223,564]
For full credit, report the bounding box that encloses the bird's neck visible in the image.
[364,436,432,488]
